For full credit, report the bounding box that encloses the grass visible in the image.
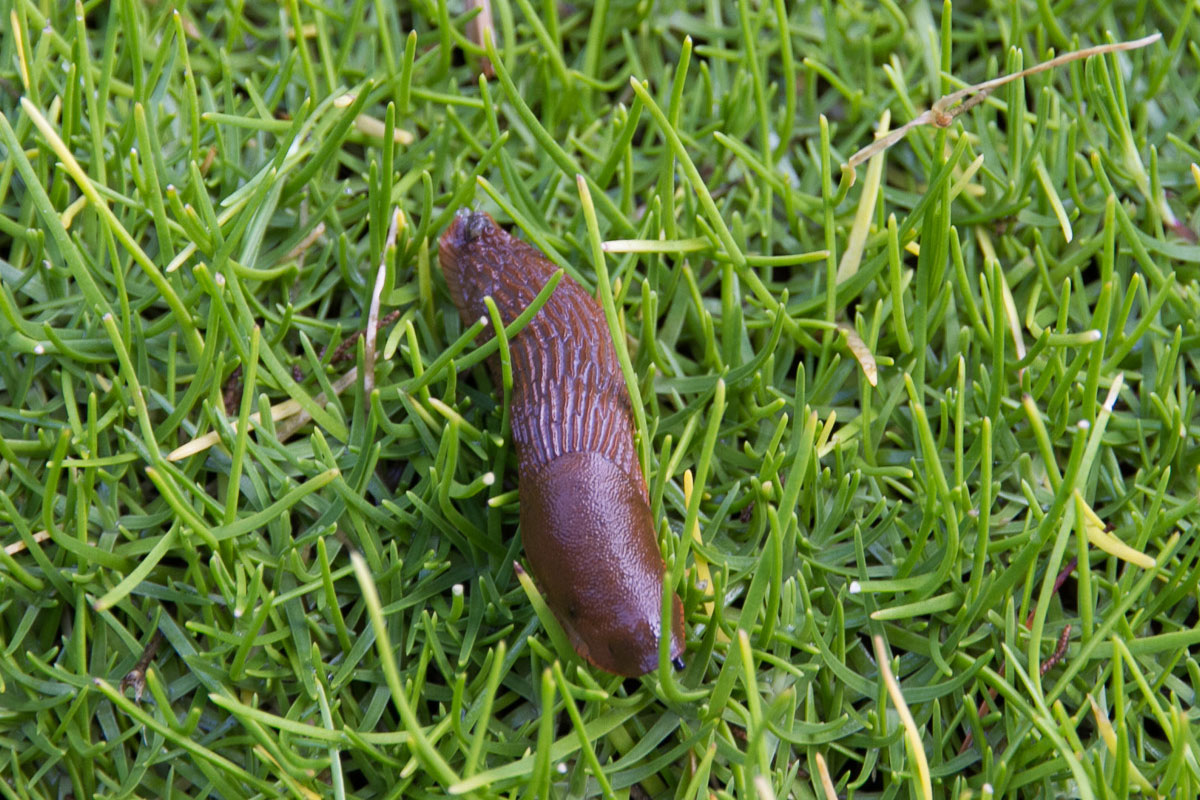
[1,0,1199,798]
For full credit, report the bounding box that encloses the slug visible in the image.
[438,210,686,677]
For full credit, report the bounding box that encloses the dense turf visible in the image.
[1,1,1199,798]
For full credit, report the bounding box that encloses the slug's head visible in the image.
[438,209,501,266]
[437,209,518,321]
[519,452,686,677]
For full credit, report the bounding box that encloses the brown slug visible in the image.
[438,210,686,677]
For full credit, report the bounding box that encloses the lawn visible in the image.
[1,1,1199,798]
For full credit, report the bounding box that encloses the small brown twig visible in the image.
[960,557,1078,753]
[1041,624,1072,676]
[223,365,243,416]
[326,309,403,366]
[120,629,164,702]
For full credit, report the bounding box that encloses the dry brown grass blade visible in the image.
[466,0,496,78]
[844,33,1162,173]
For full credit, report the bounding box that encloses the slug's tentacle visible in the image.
[438,210,686,677]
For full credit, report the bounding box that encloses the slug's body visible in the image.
[438,210,685,677]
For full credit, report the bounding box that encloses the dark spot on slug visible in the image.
[438,211,686,677]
